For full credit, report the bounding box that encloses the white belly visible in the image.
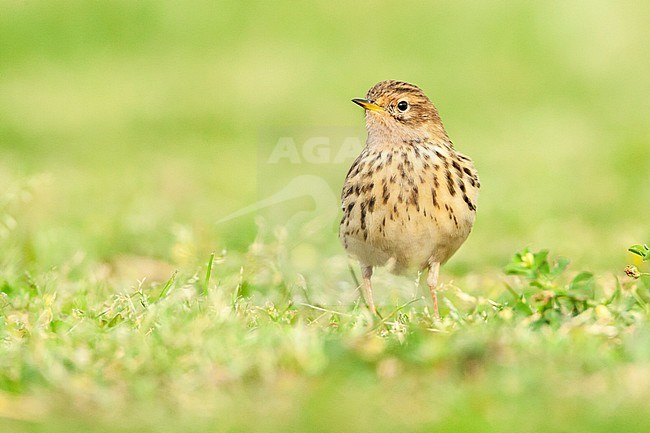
[339,142,479,273]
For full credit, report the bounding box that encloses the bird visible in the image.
[339,80,480,318]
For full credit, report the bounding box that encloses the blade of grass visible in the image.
[158,270,178,300]
[348,262,360,288]
[297,302,354,317]
[232,266,244,305]
[203,252,215,296]
[503,282,520,300]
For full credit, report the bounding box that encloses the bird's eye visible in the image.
[397,100,409,112]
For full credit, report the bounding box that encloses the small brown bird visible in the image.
[340,80,480,318]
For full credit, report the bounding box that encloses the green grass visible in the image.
[1,245,650,432]
[2,1,650,431]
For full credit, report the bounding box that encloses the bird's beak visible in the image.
[352,98,384,112]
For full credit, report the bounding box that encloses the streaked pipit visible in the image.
[340,80,480,318]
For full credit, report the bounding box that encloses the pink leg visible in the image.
[427,262,441,319]
[361,265,378,315]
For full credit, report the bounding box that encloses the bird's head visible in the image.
[352,80,449,145]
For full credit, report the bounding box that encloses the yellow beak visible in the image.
[352,98,384,112]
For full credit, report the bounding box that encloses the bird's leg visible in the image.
[427,262,441,319]
[360,265,378,315]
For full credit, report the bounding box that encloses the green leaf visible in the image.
[504,248,551,280]
[549,257,570,277]
[504,262,533,277]
[513,300,534,316]
[629,244,650,260]
[570,271,594,286]
[533,250,550,271]
[569,271,595,300]
[543,308,562,327]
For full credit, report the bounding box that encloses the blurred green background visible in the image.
[1,0,649,273]
[2,2,650,431]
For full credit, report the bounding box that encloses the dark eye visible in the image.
[397,100,409,112]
